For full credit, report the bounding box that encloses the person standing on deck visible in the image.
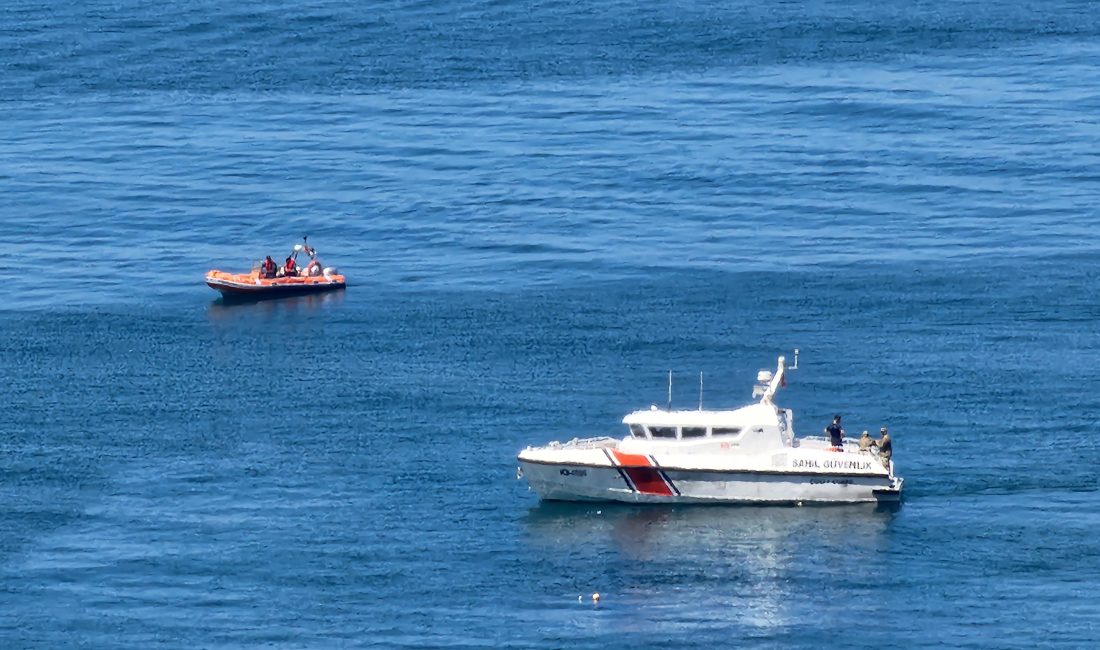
[825,415,844,450]
[877,427,893,467]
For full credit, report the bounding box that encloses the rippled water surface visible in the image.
[2,0,1100,647]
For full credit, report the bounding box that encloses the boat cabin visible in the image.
[620,402,795,454]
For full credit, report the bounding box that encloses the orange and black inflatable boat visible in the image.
[206,237,347,300]
[205,268,347,299]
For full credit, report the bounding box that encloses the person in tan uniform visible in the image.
[859,430,875,451]
[877,427,893,467]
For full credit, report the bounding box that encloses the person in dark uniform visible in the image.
[877,427,893,466]
[825,415,844,450]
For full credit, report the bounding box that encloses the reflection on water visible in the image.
[522,501,897,554]
[205,290,346,322]
[521,502,899,634]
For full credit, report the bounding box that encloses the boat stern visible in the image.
[872,476,904,502]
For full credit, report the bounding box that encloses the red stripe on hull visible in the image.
[610,450,675,496]
[610,451,651,466]
[622,467,675,496]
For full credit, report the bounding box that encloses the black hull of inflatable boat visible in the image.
[206,280,346,302]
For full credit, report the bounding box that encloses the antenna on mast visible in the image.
[698,371,703,410]
[667,370,672,411]
[789,349,799,370]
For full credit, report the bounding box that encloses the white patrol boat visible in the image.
[517,352,903,505]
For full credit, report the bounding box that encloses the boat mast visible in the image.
[759,350,800,404]
[760,356,786,405]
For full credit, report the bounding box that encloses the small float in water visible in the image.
[205,236,347,300]
[516,351,903,505]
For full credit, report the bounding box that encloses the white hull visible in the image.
[519,458,902,504]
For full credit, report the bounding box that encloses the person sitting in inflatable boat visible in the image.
[279,256,299,277]
[260,256,278,279]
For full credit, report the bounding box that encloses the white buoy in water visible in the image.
[592,592,600,604]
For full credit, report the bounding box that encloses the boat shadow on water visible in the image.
[206,290,346,321]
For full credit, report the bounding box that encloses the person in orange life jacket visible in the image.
[824,415,844,450]
[260,256,277,279]
[283,256,298,277]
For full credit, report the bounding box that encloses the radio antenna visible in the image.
[667,370,672,411]
[698,371,703,410]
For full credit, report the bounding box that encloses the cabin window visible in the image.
[649,426,677,439]
[681,427,706,438]
[712,427,742,437]
[628,424,646,438]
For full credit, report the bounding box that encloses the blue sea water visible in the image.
[3,0,1100,647]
